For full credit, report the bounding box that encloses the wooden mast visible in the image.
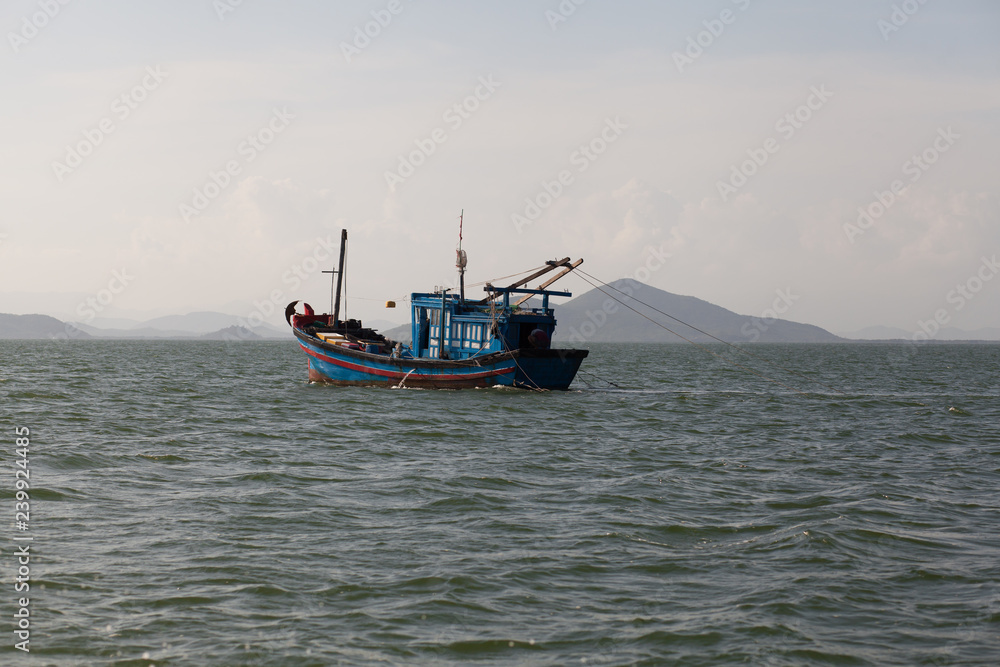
[332,229,347,324]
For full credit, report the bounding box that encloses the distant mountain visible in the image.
[383,323,411,343]
[838,325,913,340]
[72,323,201,339]
[365,318,404,332]
[0,311,291,340]
[86,316,146,329]
[554,280,842,343]
[201,326,262,341]
[0,314,91,339]
[141,311,249,333]
[117,312,290,338]
[936,327,1000,341]
[5,296,996,344]
[839,326,1000,341]
[374,281,841,345]
[71,312,290,339]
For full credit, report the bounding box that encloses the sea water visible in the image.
[1,340,998,665]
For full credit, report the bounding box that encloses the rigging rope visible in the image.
[576,368,621,389]
[571,270,844,397]
[466,265,548,290]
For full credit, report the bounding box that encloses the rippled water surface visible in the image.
[2,340,999,665]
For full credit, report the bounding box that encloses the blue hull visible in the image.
[512,349,589,390]
[295,331,586,390]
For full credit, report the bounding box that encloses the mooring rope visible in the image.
[576,368,621,389]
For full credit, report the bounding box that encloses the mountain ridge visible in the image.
[0,313,280,340]
[554,279,842,343]
[4,283,1000,342]
[0,314,91,340]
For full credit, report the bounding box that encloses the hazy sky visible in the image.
[2,0,998,333]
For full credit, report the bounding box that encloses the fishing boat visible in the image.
[285,222,588,389]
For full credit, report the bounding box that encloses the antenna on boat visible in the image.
[456,210,467,302]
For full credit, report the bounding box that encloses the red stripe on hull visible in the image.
[300,343,515,382]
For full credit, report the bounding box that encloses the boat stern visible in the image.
[513,348,589,390]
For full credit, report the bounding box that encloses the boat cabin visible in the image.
[409,286,572,360]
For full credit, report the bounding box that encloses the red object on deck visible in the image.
[292,303,331,328]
